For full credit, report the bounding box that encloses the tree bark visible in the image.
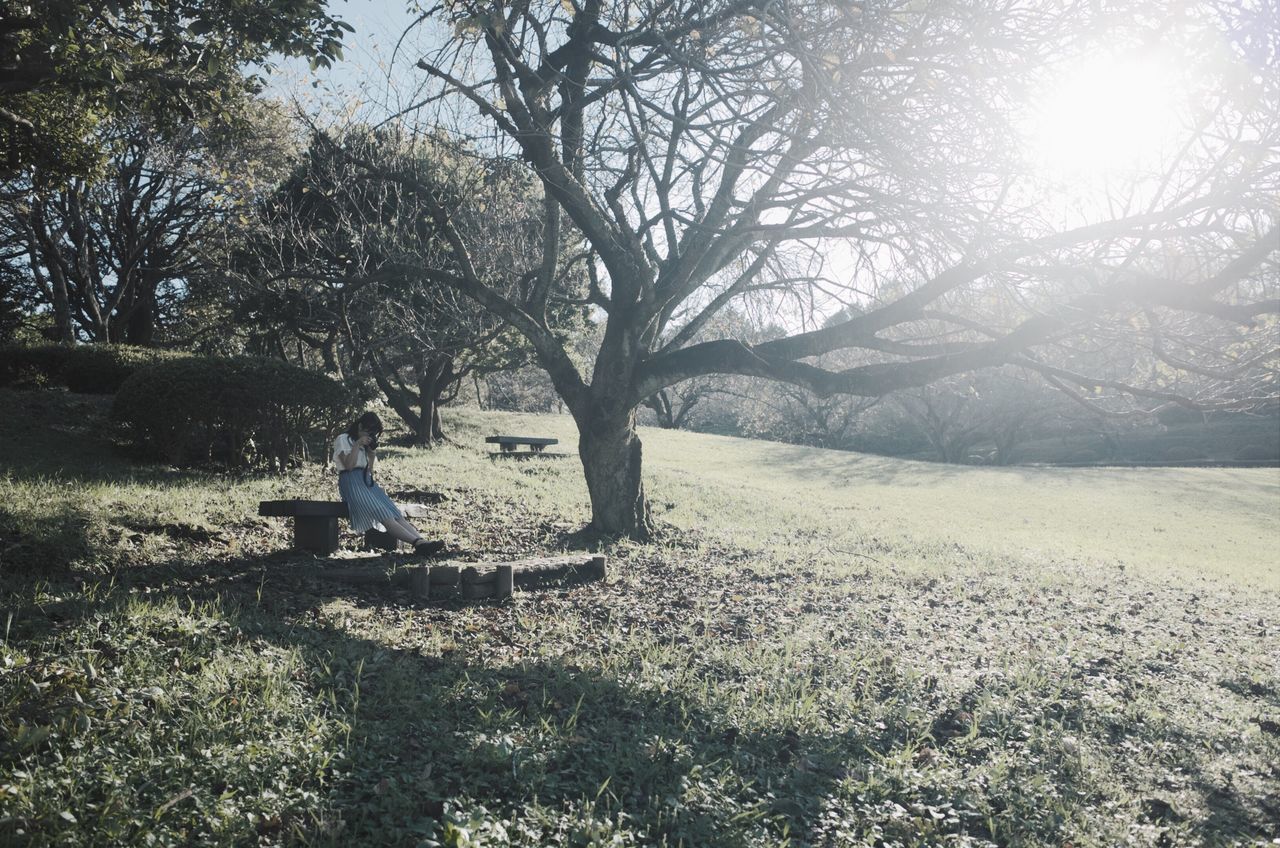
[415,381,437,447]
[123,281,156,345]
[368,361,423,437]
[993,422,1024,466]
[46,257,74,343]
[29,205,74,342]
[321,334,342,377]
[644,390,675,428]
[413,355,453,447]
[577,403,654,540]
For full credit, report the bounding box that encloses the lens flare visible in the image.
[1030,53,1183,179]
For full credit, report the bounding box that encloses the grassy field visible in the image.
[1,388,1277,846]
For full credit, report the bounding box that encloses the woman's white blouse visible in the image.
[332,433,368,471]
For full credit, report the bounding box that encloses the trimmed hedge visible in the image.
[112,356,360,470]
[0,343,186,393]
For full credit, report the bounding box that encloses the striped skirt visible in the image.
[337,469,403,533]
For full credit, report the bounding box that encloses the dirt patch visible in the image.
[124,521,228,545]
[387,489,450,504]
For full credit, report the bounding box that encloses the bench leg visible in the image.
[501,443,514,452]
[295,516,339,555]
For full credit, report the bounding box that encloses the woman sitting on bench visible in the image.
[333,412,443,556]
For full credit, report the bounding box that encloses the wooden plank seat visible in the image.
[258,499,430,555]
[485,435,559,454]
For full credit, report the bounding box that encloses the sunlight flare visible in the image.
[1029,52,1185,179]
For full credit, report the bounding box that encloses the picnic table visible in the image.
[485,435,559,454]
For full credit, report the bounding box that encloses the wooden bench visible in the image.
[258,499,431,555]
[485,435,559,454]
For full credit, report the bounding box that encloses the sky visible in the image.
[267,1,1213,203]
[260,0,437,118]
[255,0,1236,307]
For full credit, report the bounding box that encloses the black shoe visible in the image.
[364,528,397,552]
[413,540,446,557]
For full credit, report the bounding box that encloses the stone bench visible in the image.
[258,499,431,555]
[485,435,559,454]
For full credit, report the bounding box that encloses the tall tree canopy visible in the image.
[376,0,1275,538]
[0,0,350,177]
[0,101,294,343]
[220,127,589,443]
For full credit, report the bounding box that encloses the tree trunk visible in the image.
[47,261,74,343]
[415,385,437,447]
[321,335,342,377]
[123,284,156,346]
[923,429,949,462]
[644,390,675,428]
[993,425,1021,465]
[942,436,978,464]
[577,405,654,540]
[413,356,453,447]
[371,372,422,437]
[29,207,74,343]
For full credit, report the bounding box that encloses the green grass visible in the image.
[1,391,1278,846]
[636,425,1280,591]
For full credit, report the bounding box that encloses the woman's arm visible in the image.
[336,435,366,470]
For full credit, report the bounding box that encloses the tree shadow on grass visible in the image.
[752,442,1280,510]
[2,557,948,845]
[0,503,98,581]
[6,546,1278,846]
[121,580,956,846]
[485,452,574,462]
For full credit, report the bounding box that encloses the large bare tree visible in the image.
[384,0,1277,538]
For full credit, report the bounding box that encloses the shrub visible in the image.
[1234,444,1277,462]
[1162,444,1208,462]
[0,344,185,393]
[1066,449,1102,463]
[1163,444,1207,462]
[112,356,360,470]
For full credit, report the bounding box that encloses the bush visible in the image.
[0,344,185,393]
[1234,444,1277,462]
[1162,444,1208,462]
[1066,449,1102,463]
[112,356,360,470]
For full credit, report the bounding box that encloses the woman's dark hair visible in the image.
[346,411,383,441]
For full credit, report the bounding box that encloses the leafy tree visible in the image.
[223,127,587,444]
[0,0,350,178]
[642,381,716,430]
[891,369,1072,464]
[377,0,1278,538]
[642,309,762,430]
[0,101,294,343]
[735,377,879,451]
